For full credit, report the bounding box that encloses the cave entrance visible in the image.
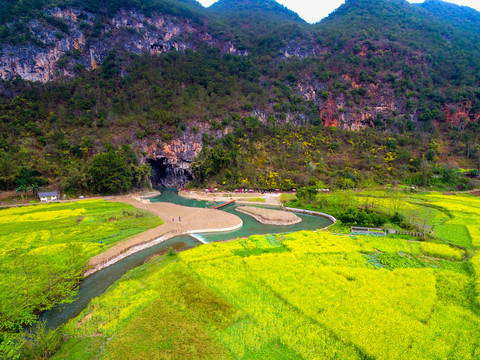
[147,158,192,189]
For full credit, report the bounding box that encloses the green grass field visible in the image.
[0,200,162,336]
[54,229,480,360]
[419,193,480,249]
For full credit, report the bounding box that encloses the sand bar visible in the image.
[236,206,302,225]
[85,195,242,275]
[179,190,282,206]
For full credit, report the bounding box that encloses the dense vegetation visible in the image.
[319,0,480,87]
[0,0,203,41]
[1,49,480,193]
[0,200,162,355]
[41,192,480,359]
[191,116,480,190]
[0,0,479,193]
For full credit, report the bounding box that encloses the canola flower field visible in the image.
[293,189,480,249]
[383,192,480,250]
[0,200,162,335]
[56,226,480,359]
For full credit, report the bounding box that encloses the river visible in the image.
[37,189,332,329]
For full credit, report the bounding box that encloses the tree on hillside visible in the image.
[14,167,44,188]
[132,163,152,188]
[297,186,318,202]
[15,184,28,199]
[88,151,133,194]
[27,184,39,197]
[61,164,89,194]
[0,152,18,190]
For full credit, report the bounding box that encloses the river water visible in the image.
[37,189,332,329]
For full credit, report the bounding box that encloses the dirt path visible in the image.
[85,195,242,275]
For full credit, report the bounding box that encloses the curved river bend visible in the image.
[38,189,332,329]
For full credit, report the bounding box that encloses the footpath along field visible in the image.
[0,200,162,337]
[55,225,480,359]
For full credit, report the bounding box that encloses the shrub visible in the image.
[20,322,65,359]
[336,177,355,189]
[337,208,387,227]
[466,169,479,177]
[425,149,436,162]
[297,186,317,201]
[166,247,177,256]
[390,212,404,224]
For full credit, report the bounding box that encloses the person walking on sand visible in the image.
[179,216,181,222]
[172,217,174,222]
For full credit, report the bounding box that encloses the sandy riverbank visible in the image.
[179,190,282,206]
[236,206,302,225]
[85,194,242,276]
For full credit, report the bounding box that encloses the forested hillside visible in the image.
[0,0,480,194]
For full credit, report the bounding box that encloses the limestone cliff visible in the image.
[0,7,245,82]
[1,1,478,134]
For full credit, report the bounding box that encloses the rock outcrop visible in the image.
[142,122,229,188]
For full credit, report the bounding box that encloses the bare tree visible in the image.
[407,205,433,237]
[387,188,406,215]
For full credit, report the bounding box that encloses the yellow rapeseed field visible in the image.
[60,230,480,360]
[0,200,162,336]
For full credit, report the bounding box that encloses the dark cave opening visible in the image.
[147,158,192,188]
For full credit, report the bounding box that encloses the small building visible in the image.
[38,191,59,202]
[351,227,386,236]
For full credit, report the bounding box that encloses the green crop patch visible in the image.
[434,223,472,248]
[234,234,287,257]
[376,252,425,269]
[102,297,230,360]
[51,337,103,360]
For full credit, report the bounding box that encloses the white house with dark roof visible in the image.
[38,191,58,202]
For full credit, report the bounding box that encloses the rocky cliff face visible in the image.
[291,75,402,131]
[0,7,245,82]
[320,85,398,130]
[444,103,480,128]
